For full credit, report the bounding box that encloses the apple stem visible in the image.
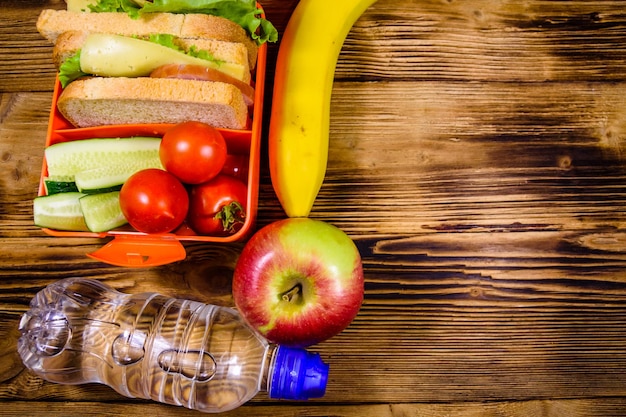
[281,283,302,304]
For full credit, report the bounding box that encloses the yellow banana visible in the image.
[268,0,378,218]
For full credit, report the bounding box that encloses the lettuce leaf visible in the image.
[148,33,182,51]
[89,0,141,18]
[148,33,225,64]
[90,0,277,44]
[59,52,88,88]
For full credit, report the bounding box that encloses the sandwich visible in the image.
[36,0,277,130]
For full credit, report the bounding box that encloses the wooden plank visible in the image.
[1,399,626,417]
[0,1,62,92]
[329,81,626,151]
[6,0,626,92]
[317,80,626,232]
[341,0,626,82]
[0,92,50,238]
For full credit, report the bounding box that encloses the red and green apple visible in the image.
[232,218,364,347]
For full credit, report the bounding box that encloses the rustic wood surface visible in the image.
[1,0,626,416]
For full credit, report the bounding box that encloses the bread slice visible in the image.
[37,9,184,42]
[178,13,258,66]
[57,77,248,129]
[37,9,258,68]
[52,30,252,83]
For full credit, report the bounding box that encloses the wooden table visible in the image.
[2,0,626,415]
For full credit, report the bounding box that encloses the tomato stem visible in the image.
[214,201,245,232]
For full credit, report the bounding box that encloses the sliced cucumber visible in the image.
[45,137,162,179]
[79,191,127,232]
[44,177,79,195]
[45,174,75,183]
[79,184,123,195]
[75,159,164,193]
[34,192,89,231]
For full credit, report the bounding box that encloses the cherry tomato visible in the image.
[119,169,189,234]
[221,154,249,181]
[187,175,248,236]
[160,121,227,184]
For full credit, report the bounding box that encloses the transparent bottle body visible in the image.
[18,278,272,413]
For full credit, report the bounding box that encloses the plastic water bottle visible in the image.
[17,278,329,413]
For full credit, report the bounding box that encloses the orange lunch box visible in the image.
[37,35,267,268]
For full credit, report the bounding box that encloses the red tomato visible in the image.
[187,175,248,236]
[221,154,249,181]
[119,169,189,234]
[160,121,227,184]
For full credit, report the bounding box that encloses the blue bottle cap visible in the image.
[269,346,329,400]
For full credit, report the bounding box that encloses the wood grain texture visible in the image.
[1,400,626,417]
[1,0,626,416]
[342,0,626,82]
